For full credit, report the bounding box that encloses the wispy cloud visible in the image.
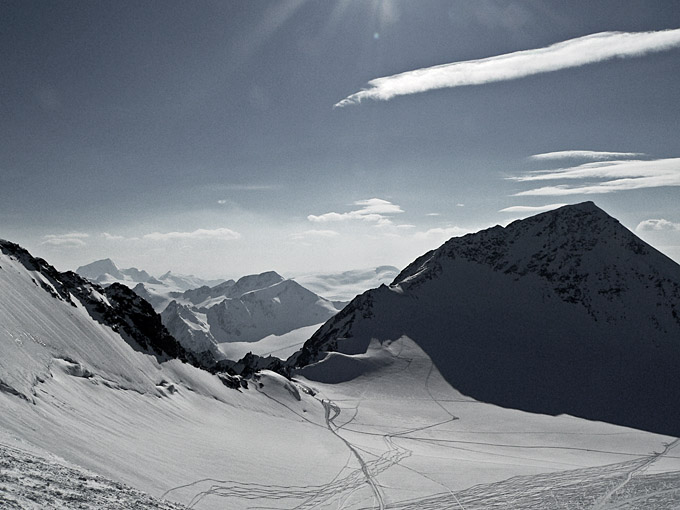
[308,198,404,226]
[335,29,680,107]
[143,228,241,242]
[529,150,646,161]
[101,232,125,241]
[499,203,568,213]
[413,226,471,242]
[217,184,280,191]
[41,232,89,248]
[289,229,341,241]
[636,219,680,232]
[510,157,680,196]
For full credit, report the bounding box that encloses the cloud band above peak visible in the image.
[334,29,680,107]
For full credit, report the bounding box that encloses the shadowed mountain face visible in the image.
[290,202,680,436]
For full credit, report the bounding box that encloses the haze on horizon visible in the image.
[1,0,679,279]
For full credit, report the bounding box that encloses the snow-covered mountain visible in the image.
[160,272,340,360]
[292,265,400,302]
[290,202,680,436]
[2,227,680,509]
[76,258,226,291]
[0,241,215,402]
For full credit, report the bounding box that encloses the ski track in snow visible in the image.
[157,351,680,510]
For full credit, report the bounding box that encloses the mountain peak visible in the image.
[76,258,124,281]
[291,203,680,435]
[394,201,651,291]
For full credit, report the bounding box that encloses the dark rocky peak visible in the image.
[391,202,679,317]
[99,283,203,364]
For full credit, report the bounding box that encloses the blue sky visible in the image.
[2,1,679,278]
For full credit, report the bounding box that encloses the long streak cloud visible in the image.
[335,29,680,107]
[510,157,680,196]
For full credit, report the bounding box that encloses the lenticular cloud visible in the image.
[335,29,680,107]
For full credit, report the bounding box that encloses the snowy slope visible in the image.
[1,236,679,509]
[2,334,678,509]
[290,202,680,436]
[0,240,207,400]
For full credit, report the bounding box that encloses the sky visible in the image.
[1,0,679,279]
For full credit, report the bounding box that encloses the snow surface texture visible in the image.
[1,332,679,509]
[2,204,680,509]
[0,438,187,509]
[292,202,680,436]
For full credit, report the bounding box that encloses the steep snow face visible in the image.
[161,273,339,358]
[291,203,680,436]
[0,240,204,400]
[292,265,400,301]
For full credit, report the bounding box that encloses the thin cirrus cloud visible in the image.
[499,204,568,214]
[289,230,341,241]
[413,226,470,242]
[529,150,646,161]
[636,219,680,232]
[41,232,89,248]
[334,29,680,107]
[510,156,680,196]
[101,232,126,241]
[143,228,241,242]
[308,198,404,226]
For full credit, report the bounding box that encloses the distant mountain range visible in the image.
[76,258,226,291]
[76,260,395,361]
[290,202,680,436]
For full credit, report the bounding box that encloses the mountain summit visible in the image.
[290,202,680,435]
